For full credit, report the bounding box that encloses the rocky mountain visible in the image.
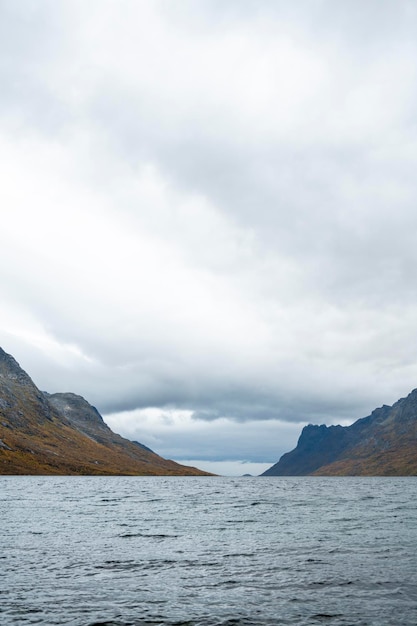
[0,348,209,475]
[262,390,417,476]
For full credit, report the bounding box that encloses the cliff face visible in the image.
[262,391,417,476]
[0,348,209,476]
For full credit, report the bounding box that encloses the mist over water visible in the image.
[1,476,417,625]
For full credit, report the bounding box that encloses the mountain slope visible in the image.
[262,390,417,476]
[0,348,209,475]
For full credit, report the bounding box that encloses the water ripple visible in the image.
[1,476,417,625]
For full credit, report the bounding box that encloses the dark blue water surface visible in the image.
[1,476,416,626]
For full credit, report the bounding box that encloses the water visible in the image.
[1,477,416,626]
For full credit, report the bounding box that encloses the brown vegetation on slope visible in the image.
[0,348,210,476]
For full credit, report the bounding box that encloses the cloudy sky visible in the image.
[2,0,417,475]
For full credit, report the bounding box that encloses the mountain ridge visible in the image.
[0,347,210,475]
[262,389,417,476]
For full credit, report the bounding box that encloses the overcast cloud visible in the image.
[1,0,417,475]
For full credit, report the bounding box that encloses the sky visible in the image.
[1,0,417,475]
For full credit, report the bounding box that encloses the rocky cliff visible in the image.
[262,391,417,476]
[0,348,209,475]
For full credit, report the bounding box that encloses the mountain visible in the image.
[0,348,209,475]
[262,390,417,476]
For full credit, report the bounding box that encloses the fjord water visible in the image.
[1,477,416,626]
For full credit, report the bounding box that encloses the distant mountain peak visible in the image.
[263,391,417,476]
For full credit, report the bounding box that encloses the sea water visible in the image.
[1,476,416,626]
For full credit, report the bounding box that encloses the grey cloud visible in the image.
[104,411,304,464]
[31,341,387,427]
